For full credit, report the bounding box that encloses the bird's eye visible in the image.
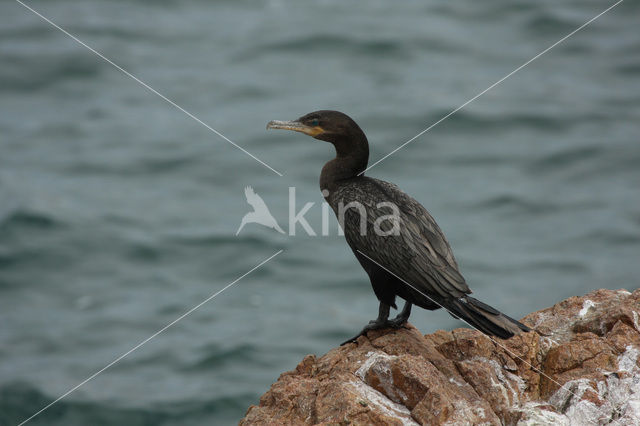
[310,119,319,126]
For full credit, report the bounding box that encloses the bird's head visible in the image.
[267,110,368,158]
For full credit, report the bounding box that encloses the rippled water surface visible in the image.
[1,0,639,424]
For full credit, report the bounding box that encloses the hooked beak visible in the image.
[266,120,325,137]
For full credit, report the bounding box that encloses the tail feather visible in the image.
[445,296,531,339]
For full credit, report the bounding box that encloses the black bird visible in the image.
[267,110,530,344]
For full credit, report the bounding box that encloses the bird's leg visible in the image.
[341,303,391,345]
[388,301,412,328]
[367,302,390,325]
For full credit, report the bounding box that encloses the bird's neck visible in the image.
[320,135,369,193]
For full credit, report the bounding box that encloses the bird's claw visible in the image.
[387,316,409,329]
[340,318,408,346]
[340,336,359,346]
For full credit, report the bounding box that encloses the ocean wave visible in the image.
[184,342,260,371]
[125,242,163,262]
[0,53,101,92]
[64,154,201,177]
[527,145,603,174]
[471,194,555,214]
[0,210,63,231]
[445,155,519,167]
[262,34,404,54]
[0,382,253,425]
[564,229,640,247]
[468,194,599,216]
[234,34,422,62]
[525,11,580,37]
[164,232,279,249]
[0,382,167,425]
[564,148,640,181]
[616,62,640,76]
[394,109,574,134]
[468,258,589,275]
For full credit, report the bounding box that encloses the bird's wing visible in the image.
[336,178,470,299]
[245,186,268,211]
[245,186,255,199]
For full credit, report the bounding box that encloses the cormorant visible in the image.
[267,110,531,344]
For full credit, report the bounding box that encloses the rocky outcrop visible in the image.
[241,289,640,425]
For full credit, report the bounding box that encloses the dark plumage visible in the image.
[267,110,530,344]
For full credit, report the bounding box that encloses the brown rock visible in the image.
[240,289,640,425]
